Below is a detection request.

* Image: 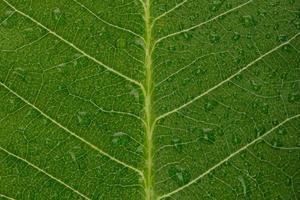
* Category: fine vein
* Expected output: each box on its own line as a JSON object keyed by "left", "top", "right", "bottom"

{"left": 0, "top": 81, "right": 143, "bottom": 177}
{"left": 157, "top": 114, "right": 300, "bottom": 199}
{"left": 0, "top": 146, "right": 90, "bottom": 200}
{"left": 2, "top": 0, "right": 142, "bottom": 88}
{"left": 71, "top": 0, "right": 144, "bottom": 41}
{"left": 154, "top": 0, "right": 253, "bottom": 46}
{"left": 155, "top": 32, "right": 300, "bottom": 122}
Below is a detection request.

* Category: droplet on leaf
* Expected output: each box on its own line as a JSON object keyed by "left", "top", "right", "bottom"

{"left": 112, "top": 132, "right": 130, "bottom": 146}
{"left": 168, "top": 165, "right": 191, "bottom": 186}
{"left": 76, "top": 111, "right": 91, "bottom": 127}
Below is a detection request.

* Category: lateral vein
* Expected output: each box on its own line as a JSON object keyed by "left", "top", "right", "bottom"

{"left": 1, "top": 0, "right": 143, "bottom": 88}
{"left": 0, "top": 194, "right": 16, "bottom": 200}
{"left": 154, "top": 0, "right": 253, "bottom": 46}
{"left": 157, "top": 114, "right": 300, "bottom": 199}
{"left": 152, "top": 0, "right": 188, "bottom": 24}
{"left": 0, "top": 146, "right": 91, "bottom": 200}
{"left": 71, "top": 0, "right": 144, "bottom": 41}
{"left": 0, "top": 81, "right": 144, "bottom": 177}
{"left": 155, "top": 32, "right": 300, "bottom": 122}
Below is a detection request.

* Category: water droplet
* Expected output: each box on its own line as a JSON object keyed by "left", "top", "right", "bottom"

{"left": 277, "top": 34, "right": 288, "bottom": 42}
{"left": 6, "top": 97, "right": 22, "bottom": 113}
{"left": 209, "top": 32, "right": 221, "bottom": 44}
{"left": 168, "top": 165, "right": 191, "bottom": 186}
{"left": 76, "top": 111, "right": 91, "bottom": 127}
{"left": 260, "top": 103, "right": 269, "bottom": 114}
{"left": 195, "top": 67, "right": 207, "bottom": 75}
{"left": 204, "top": 99, "right": 218, "bottom": 112}
{"left": 171, "top": 138, "right": 183, "bottom": 153}
{"left": 277, "top": 127, "right": 287, "bottom": 135}
{"left": 22, "top": 27, "right": 36, "bottom": 41}
{"left": 183, "top": 32, "right": 192, "bottom": 40}
{"left": 13, "top": 67, "right": 28, "bottom": 82}
{"left": 167, "top": 45, "right": 176, "bottom": 52}
{"left": 209, "top": 0, "right": 223, "bottom": 12}
{"left": 217, "top": 128, "right": 225, "bottom": 136}
{"left": 136, "top": 145, "right": 143, "bottom": 153}
{"left": 241, "top": 15, "right": 256, "bottom": 27}
{"left": 287, "top": 93, "right": 300, "bottom": 103}
{"left": 134, "top": 38, "right": 144, "bottom": 49}
{"left": 199, "top": 128, "right": 216, "bottom": 144}
{"left": 292, "top": 19, "right": 300, "bottom": 30}
{"left": 112, "top": 132, "right": 130, "bottom": 146}
{"left": 250, "top": 80, "right": 261, "bottom": 91}
{"left": 265, "top": 33, "right": 271, "bottom": 39}
{"left": 129, "top": 88, "right": 139, "bottom": 101}
{"left": 272, "top": 119, "right": 279, "bottom": 126}
{"left": 69, "top": 151, "right": 76, "bottom": 161}
{"left": 255, "top": 126, "right": 266, "bottom": 137}
{"left": 232, "top": 32, "right": 241, "bottom": 41}
{"left": 271, "top": 139, "right": 283, "bottom": 148}
{"left": 116, "top": 38, "right": 127, "bottom": 48}
{"left": 25, "top": 108, "right": 40, "bottom": 118}
{"left": 42, "top": 118, "right": 50, "bottom": 125}
{"left": 238, "top": 176, "right": 248, "bottom": 197}
{"left": 189, "top": 14, "right": 197, "bottom": 22}
{"left": 53, "top": 8, "right": 62, "bottom": 20}
{"left": 282, "top": 44, "right": 292, "bottom": 52}
{"left": 232, "top": 134, "right": 241, "bottom": 145}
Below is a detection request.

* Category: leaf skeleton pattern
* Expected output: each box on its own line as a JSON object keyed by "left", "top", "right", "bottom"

{"left": 0, "top": 0, "right": 299, "bottom": 200}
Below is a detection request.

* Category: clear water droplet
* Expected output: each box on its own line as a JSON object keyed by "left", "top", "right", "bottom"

{"left": 116, "top": 38, "right": 127, "bottom": 48}
{"left": 260, "top": 103, "right": 269, "bottom": 114}
{"left": 42, "top": 118, "right": 50, "bottom": 125}
{"left": 171, "top": 138, "right": 183, "bottom": 153}
{"left": 204, "top": 99, "right": 218, "bottom": 112}
{"left": 265, "top": 33, "right": 271, "bottom": 39}
{"left": 129, "top": 88, "right": 139, "bottom": 101}
{"left": 287, "top": 93, "right": 300, "bottom": 103}
{"left": 232, "top": 134, "right": 241, "bottom": 145}
{"left": 195, "top": 67, "right": 207, "bottom": 75}
{"left": 136, "top": 145, "right": 143, "bottom": 153}
{"left": 277, "top": 34, "right": 288, "bottom": 42}
{"left": 250, "top": 80, "right": 261, "bottom": 91}
{"left": 168, "top": 165, "right": 191, "bottom": 186}
{"left": 272, "top": 119, "right": 279, "bottom": 126}
{"left": 25, "top": 108, "right": 40, "bottom": 118}
{"left": 134, "top": 38, "right": 144, "bottom": 49}
{"left": 199, "top": 128, "right": 216, "bottom": 144}
{"left": 238, "top": 176, "right": 248, "bottom": 197}
{"left": 112, "top": 132, "right": 130, "bottom": 146}
{"left": 69, "top": 151, "right": 76, "bottom": 161}
{"left": 183, "top": 32, "right": 192, "bottom": 40}
{"left": 232, "top": 32, "right": 241, "bottom": 41}
{"left": 52, "top": 8, "right": 62, "bottom": 21}
{"left": 277, "top": 127, "right": 287, "bottom": 135}
{"left": 271, "top": 139, "right": 283, "bottom": 148}
{"left": 209, "top": 0, "right": 223, "bottom": 12}
{"left": 241, "top": 15, "right": 256, "bottom": 27}
{"left": 76, "top": 111, "right": 91, "bottom": 127}
{"left": 209, "top": 32, "right": 221, "bottom": 44}
{"left": 13, "top": 67, "right": 28, "bottom": 82}
{"left": 255, "top": 126, "right": 266, "bottom": 137}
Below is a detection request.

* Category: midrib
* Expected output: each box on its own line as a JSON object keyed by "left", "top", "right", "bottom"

{"left": 143, "top": 0, "right": 155, "bottom": 199}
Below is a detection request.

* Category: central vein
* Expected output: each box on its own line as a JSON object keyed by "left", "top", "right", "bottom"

{"left": 143, "top": 0, "right": 154, "bottom": 199}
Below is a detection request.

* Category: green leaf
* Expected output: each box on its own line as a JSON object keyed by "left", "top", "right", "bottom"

{"left": 0, "top": 0, "right": 299, "bottom": 199}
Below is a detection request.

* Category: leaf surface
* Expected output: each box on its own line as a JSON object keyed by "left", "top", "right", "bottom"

{"left": 0, "top": 0, "right": 300, "bottom": 199}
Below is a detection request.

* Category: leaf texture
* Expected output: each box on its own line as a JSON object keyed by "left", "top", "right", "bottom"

{"left": 0, "top": 0, "right": 300, "bottom": 199}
